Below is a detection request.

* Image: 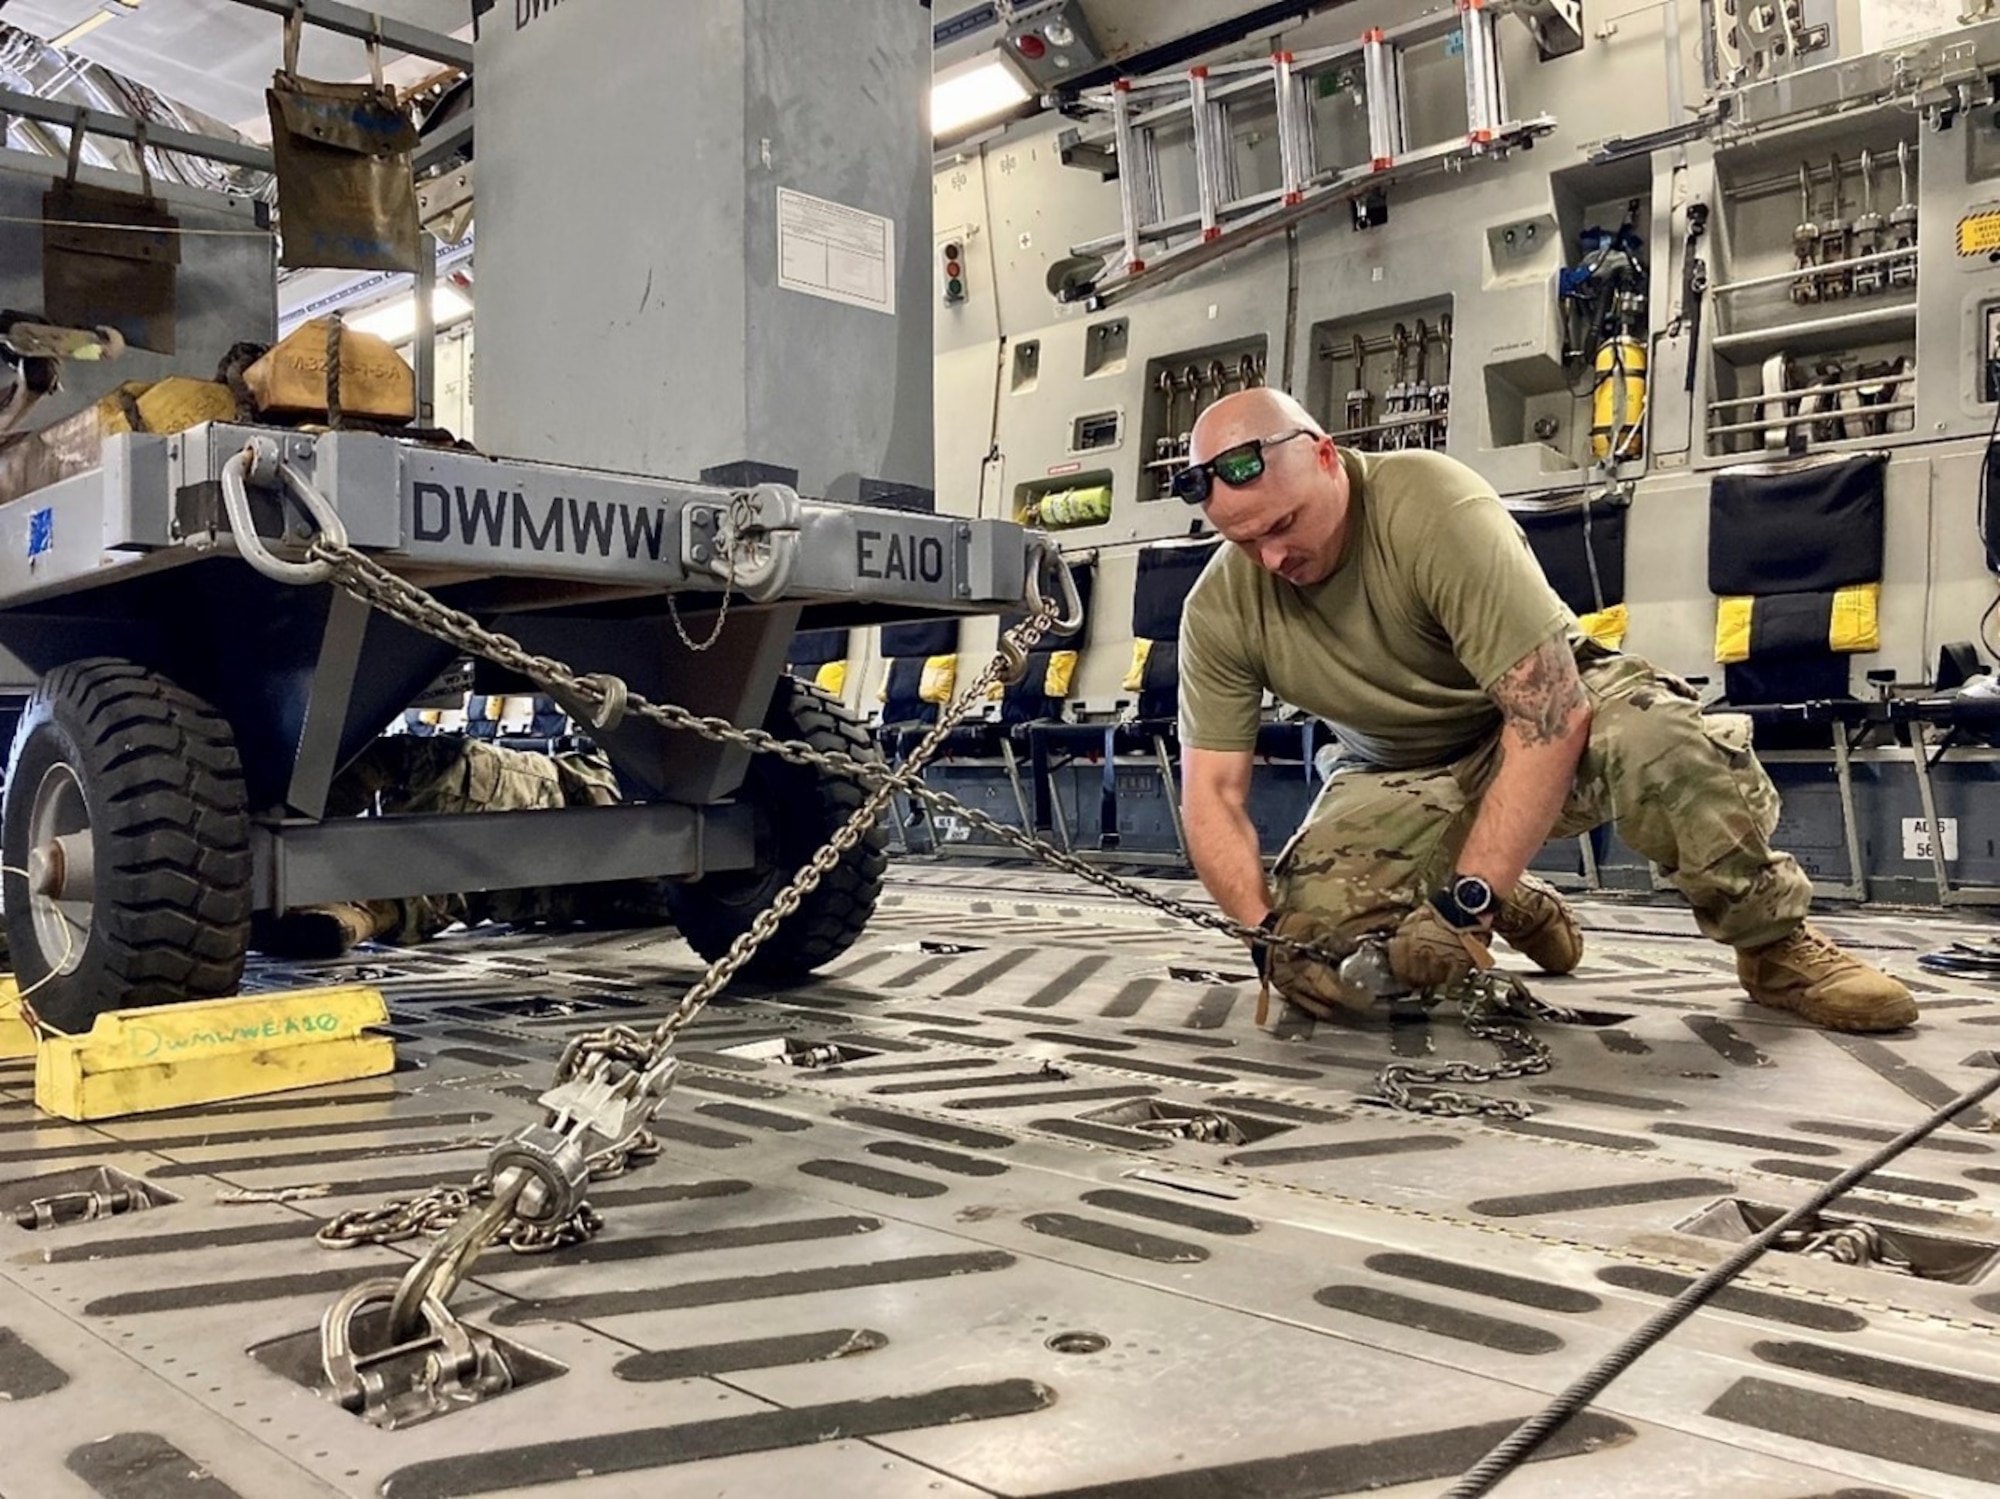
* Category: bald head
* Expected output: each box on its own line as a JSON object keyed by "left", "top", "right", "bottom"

{"left": 1185, "top": 387, "right": 1349, "bottom": 588}
{"left": 1189, "top": 387, "right": 1323, "bottom": 465}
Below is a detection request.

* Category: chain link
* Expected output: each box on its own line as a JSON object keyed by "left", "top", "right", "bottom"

{"left": 300, "top": 532, "right": 1575, "bottom": 1249}
{"left": 1365, "top": 973, "right": 1577, "bottom": 1120}
{"left": 665, "top": 491, "right": 754, "bottom": 652}
{"left": 306, "top": 532, "right": 1054, "bottom": 1270}
{"left": 305, "top": 536, "right": 1330, "bottom": 967}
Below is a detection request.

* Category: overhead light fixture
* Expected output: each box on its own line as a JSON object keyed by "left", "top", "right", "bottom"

{"left": 931, "top": 53, "right": 1033, "bottom": 139}
{"left": 350, "top": 285, "right": 473, "bottom": 346}
{"left": 51, "top": 10, "right": 116, "bottom": 48}
{"left": 51, "top": 0, "right": 143, "bottom": 50}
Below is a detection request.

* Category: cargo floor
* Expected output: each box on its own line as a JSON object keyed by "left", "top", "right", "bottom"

{"left": 4, "top": 866, "right": 1999, "bottom": 1498}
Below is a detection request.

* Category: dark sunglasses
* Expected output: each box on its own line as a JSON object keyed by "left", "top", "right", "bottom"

{"left": 1171, "top": 428, "right": 1318, "bottom": 505}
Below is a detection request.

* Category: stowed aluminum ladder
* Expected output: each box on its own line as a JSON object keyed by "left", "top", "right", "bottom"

{"left": 1057, "top": 0, "right": 1583, "bottom": 305}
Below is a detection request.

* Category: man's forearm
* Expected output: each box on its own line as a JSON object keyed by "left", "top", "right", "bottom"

{"left": 1185, "top": 794, "right": 1273, "bottom": 926}
{"left": 1454, "top": 725, "right": 1588, "bottom": 895}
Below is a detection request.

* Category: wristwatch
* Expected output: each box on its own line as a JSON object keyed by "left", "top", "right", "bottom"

{"left": 1431, "top": 874, "right": 1495, "bottom": 930}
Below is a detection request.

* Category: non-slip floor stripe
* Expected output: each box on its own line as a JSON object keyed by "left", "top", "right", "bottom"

{"left": 948, "top": 1085, "right": 1158, "bottom": 1111}
{"left": 678, "top": 1072, "right": 785, "bottom": 1100}
{"left": 1492, "top": 1119, "right": 1658, "bottom": 1152}
{"left": 87, "top": 1265, "right": 401, "bottom": 1316}
{"left": 1363, "top": 1253, "right": 1602, "bottom": 1314}
{"left": 828, "top": 1106, "right": 1013, "bottom": 1150}
{"left": 1225, "top": 1136, "right": 1460, "bottom": 1169}
{"left": 1749, "top": 1157, "right": 1975, "bottom": 1203}
{"left": 1022, "top": 1411, "right": 1634, "bottom": 1499}
{"left": 1205, "top": 1056, "right": 1323, "bottom": 1079}
{"left": 869, "top": 1070, "right": 1091, "bottom": 1096}
{"left": 380, "top": 1379, "right": 1055, "bottom": 1499}
{"left": 0, "top": 1111, "right": 496, "bottom": 1168}
{"left": 1752, "top": 1339, "right": 2000, "bottom": 1414}
{"left": 485, "top": 1250, "right": 1017, "bottom": 1325}
{"left": 694, "top": 1102, "right": 811, "bottom": 1133}
{"left": 940, "top": 947, "right": 1038, "bottom": 996}
{"left": 1313, "top": 1284, "right": 1562, "bottom": 1355}
{"left": 1597, "top": 1265, "right": 1867, "bottom": 1333}
{"left": 68, "top": 1433, "right": 244, "bottom": 1499}
{"left": 865, "top": 1140, "right": 1010, "bottom": 1176}
{"left": 0, "top": 1326, "right": 69, "bottom": 1399}
{"left": 144, "top": 1138, "right": 495, "bottom": 1179}
{"left": 1683, "top": 1016, "right": 1770, "bottom": 1068}
{"left": 1052, "top": 1033, "right": 1137, "bottom": 1052}
{"left": 1024, "top": 1212, "right": 1208, "bottom": 1263}
{"left": 614, "top": 1327, "right": 889, "bottom": 1382}
{"left": 909, "top": 1028, "right": 1013, "bottom": 1049}
{"left": 655, "top": 1118, "right": 751, "bottom": 1150}
{"left": 1707, "top": 1376, "right": 2000, "bottom": 1482}
{"left": 1791, "top": 1118, "right": 1993, "bottom": 1155}
{"left": 489, "top": 1215, "right": 881, "bottom": 1270}
{"left": 1650, "top": 1122, "right": 1840, "bottom": 1157}
{"left": 825, "top": 1057, "right": 1004, "bottom": 1078}
{"left": 797, "top": 1159, "right": 948, "bottom": 1199}
{"left": 1526, "top": 1083, "right": 1686, "bottom": 1113}
{"left": 1021, "top": 954, "right": 1113, "bottom": 1008}
{"left": 1098, "top": 978, "right": 1159, "bottom": 1020}
{"left": 1470, "top": 1176, "right": 1733, "bottom": 1219}
{"left": 1066, "top": 1054, "right": 1235, "bottom": 1084}
{"left": 1820, "top": 1034, "right": 1994, "bottom": 1130}
{"left": 1079, "top": 1187, "right": 1257, "bottom": 1236}
{"left": 42, "top": 1220, "right": 312, "bottom": 1262}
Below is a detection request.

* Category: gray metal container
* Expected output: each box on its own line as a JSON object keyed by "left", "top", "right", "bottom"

{"left": 472, "top": 0, "right": 935, "bottom": 500}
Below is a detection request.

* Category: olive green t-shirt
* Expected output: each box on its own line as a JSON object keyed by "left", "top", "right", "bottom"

{"left": 1178, "top": 447, "right": 1576, "bottom": 769}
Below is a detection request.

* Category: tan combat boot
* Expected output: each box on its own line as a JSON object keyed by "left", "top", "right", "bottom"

{"left": 1491, "top": 874, "right": 1584, "bottom": 975}
{"left": 1737, "top": 922, "right": 1917, "bottom": 1032}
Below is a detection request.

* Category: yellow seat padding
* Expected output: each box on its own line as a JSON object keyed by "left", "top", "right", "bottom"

{"left": 1577, "top": 603, "right": 1628, "bottom": 651}
{"left": 1123, "top": 638, "right": 1153, "bottom": 693}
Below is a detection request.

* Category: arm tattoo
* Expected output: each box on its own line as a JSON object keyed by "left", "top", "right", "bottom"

{"left": 1492, "top": 636, "right": 1588, "bottom": 748}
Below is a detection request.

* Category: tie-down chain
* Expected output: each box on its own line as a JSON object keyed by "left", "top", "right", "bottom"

{"left": 225, "top": 446, "right": 1574, "bottom": 1421}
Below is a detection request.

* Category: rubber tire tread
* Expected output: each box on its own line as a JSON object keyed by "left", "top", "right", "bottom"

{"left": 2, "top": 658, "right": 252, "bottom": 1033}
{"left": 664, "top": 677, "right": 887, "bottom": 981}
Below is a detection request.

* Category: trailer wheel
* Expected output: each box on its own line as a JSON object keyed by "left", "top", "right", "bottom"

{"left": 2, "top": 659, "right": 252, "bottom": 1034}
{"left": 665, "top": 677, "right": 887, "bottom": 981}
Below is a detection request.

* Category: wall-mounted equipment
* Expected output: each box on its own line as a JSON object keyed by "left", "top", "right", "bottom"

{"left": 1139, "top": 337, "right": 1268, "bottom": 499}
{"left": 1704, "top": 134, "right": 1920, "bottom": 458}
{"left": 1560, "top": 202, "right": 1649, "bottom": 463}
{"left": 1310, "top": 302, "right": 1453, "bottom": 455}
{"left": 1015, "top": 470, "right": 1113, "bottom": 529}
{"left": 940, "top": 239, "right": 969, "bottom": 306}
{"left": 1049, "top": 4, "right": 1577, "bottom": 306}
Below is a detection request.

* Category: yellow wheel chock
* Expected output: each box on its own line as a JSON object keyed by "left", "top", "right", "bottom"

{"left": 0, "top": 981, "right": 395, "bottom": 1121}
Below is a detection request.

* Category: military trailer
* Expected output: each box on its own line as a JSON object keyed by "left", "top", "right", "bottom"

{"left": 0, "top": 0, "right": 1058, "bottom": 1035}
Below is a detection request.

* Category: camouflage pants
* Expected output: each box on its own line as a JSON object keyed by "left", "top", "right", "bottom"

{"left": 313, "top": 737, "right": 623, "bottom": 947}
{"left": 1274, "top": 652, "right": 1812, "bottom": 951}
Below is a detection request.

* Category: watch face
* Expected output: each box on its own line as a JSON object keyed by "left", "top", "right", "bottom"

{"left": 1453, "top": 876, "right": 1494, "bottom": 916}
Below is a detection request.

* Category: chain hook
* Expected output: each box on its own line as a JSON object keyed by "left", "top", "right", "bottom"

{"left": 218, "top": 441, "right": 350, "bottom": 586}
{"left": 1031, "top": 536, "right": 1086, "bottom": 636}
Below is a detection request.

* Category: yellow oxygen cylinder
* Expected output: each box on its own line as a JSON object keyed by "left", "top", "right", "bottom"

{"left": 1590, "top": 334, "right": 1647, "bottom": 462}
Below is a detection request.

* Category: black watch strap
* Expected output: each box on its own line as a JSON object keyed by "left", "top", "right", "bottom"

{"left": 1431, "top": 876, "right": 1492, "bottom": 930}
{"left": 1252, "top": 910, "right": 1280, "bottom": 977}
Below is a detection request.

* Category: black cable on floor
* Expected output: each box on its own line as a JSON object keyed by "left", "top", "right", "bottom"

{"left": 1443, "top": 1054, "right": 2000, "bottom": 1499}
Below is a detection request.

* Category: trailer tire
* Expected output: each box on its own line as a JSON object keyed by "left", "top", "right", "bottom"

{"left": 664, "top": 677, "right": 887, "bottom": 981}
{"left": 2, "top": 659, "right": 252, "bottom": 1034}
